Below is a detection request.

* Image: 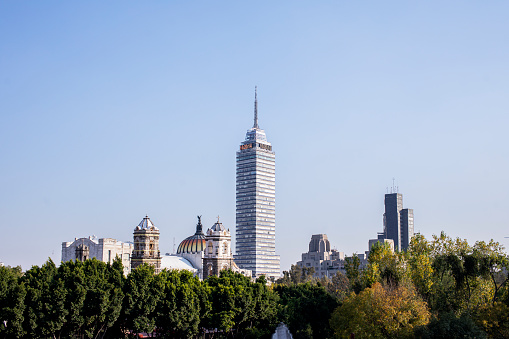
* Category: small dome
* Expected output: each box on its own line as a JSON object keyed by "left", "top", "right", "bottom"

{"left": 135, "top": 215, "right": 158, "bottom": 231}
{"left": 177, "top": 216, "right": 206, "bottom": 254}
{"left": 211, "top": 221, "right": 225, "bottom": 232}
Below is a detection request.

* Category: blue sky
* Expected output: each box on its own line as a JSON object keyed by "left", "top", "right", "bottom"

{"left": 1, "top": 1, "right": 508, "bottom": 271}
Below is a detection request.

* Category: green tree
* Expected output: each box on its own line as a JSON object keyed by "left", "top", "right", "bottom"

{"left": 344, "top": 254, "right": 361, "bottom": 293}
{"left": 474, "top": 302, "right": 509, "bottom": 338}
{"left": 0, "top": 265, "right": 25, "bottom": 338}
{"left": 122, "top": 264, "right": 162, "bottom": 335}
{"left": 276, "top": 265, "right": 316, "bottom": 286}
{"left": 362, "top": 242, "right": 405, "bottom": 289}
{"left": 81, "top": 258, "right": 124, "bottom": 338}
{"left": 323, "top": 272, "right": 350, "bottom": 301}
{"left": 21, "top": 259, "right": 67, "bottom": 339}
{"left": 415, "top": 312, "right": 487, "bottom": 339}
{"left": 275, "top": 283, "right": 338, "bottom": 339}
{"left": 407, "top": 234, "right": 434, "bottom": 299}
{"left": 204, "top": 271, "right": 278, "bottom": 337}
{"left": 472, "top": 240, "right": 509, "bottom": 305}
{"left": 155, "top": 269, "right": 203, "bottom": 338}
{"left": 429, "top": 233, "right": 495, "bottom": 315}
{"left": 54, "top": 257, "right": 125, "bottom": 338}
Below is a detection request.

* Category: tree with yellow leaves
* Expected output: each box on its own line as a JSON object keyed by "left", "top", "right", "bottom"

{"left": 330, "top": 282, "right": 430, "bottom": 338}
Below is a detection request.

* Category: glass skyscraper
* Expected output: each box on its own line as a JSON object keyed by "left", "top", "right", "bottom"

{"left": 235, "top": 89, "right": 280, "bottom": 278}
{"left": 383, "top": 192, "right": 414, "bottom": 251}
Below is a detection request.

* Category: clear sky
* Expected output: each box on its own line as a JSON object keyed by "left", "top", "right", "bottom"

{"left": 1, "top": 1, "right": 508, "bottom": 271}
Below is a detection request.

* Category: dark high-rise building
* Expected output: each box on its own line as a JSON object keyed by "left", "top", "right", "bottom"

{"left": 384, "top": 193, "right": 403, "bottom": 250}
{"left": 400, "top": 208, "right": 414, "bottom": 251}
{"left": 383, "top": 192, "right": 414, "bottom": 251}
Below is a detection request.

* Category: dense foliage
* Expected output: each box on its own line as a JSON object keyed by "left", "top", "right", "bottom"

{"left": 327, "top": 233, "right": 509, "bottom": 338}
{"left": 1, "top": 232, "right": 508, "bottom": 338}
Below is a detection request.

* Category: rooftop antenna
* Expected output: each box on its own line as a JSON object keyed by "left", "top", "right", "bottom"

{"left": 253, "top": 86, "right": 259, "bottom": 129}
{"left": 173, "top": 237, "right": 175, "bottom": 254}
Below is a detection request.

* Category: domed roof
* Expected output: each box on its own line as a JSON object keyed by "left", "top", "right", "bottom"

{"left": 161, "top": 255, "right": 197, "bottom": 273}
{"left": 177, "top": 216, "right": 206, "bottom": 254}
{"left": 210, "top": 218, "right": 226, "bottom": 232}
{"left": 135, "top": 215, "right": 158, "bottom": 231}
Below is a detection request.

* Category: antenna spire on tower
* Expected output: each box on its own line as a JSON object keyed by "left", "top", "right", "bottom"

{"left": 253, "top": 86, "right": 259, "bottom": 129}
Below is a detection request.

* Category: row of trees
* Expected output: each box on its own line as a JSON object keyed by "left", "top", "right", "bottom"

{"left": 0, "top": 258, "right": 338, "bottom": 339}
{"left": 1, "top": 232, "right": 508, "bottom": 338}
{"left": 0, "top": 259, "right": 277, "bottom": 338}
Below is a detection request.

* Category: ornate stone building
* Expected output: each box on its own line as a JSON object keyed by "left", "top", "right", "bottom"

{"left": 131, "top": 215, "right": 161, "bottom": 273}
{"left": 176, "top": 216, "right": 251, "bottom": 279}
{"left": 61, "top": 236, "right": 133, "bottom": 275}
{"left": 203, "top": 218, "right": 236, "bottom": 279}
{"left": 176, "top": 216, "right": 207, "bottom": 278}
{"left": 296, "top": 234, "right": 371, "bottom": 278}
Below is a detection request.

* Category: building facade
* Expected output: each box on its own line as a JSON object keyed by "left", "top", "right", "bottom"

{"left": 176, "top": 216, "right": 251, "bottom": 279}
{"left": 384, "top": 193, "right": 403, "bottom": 251}
{"left": 400, "top": 208, "right": 414, "bottom": 251}
{"left": 61, "top": 236, "right": 133, "bottom": 275}
{"left": 381, "top": 192, "right": 414, "bottom": 251}
{"left": 235, "top": 89, "right": 280, "bottom": 278}
{"left": 296, "top": 234, "right": 368, "bottom": 278}
{"left": 131, "top": 215, "right": 161, "bottom": 273}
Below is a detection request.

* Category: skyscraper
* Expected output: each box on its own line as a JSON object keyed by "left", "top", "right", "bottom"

{"left": 400, "top": 208, "right": 414, "bottom": 251}
{"left": 384, "top": 193, "right": 403, "bottom": 251}
{"left": 235, "top": 88, "right": 280, "bottom": 278}
{"left": 383, "top": 192, "right": 414, "bottom": 251}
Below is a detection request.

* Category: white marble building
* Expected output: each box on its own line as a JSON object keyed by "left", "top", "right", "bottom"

{"left": 62, "top": 236, "right": 133, "bottom": 275}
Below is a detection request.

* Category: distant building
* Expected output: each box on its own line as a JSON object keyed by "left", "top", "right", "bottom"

{"left": 203, "top": 218, "right": 251, "bottom": 279}
{"left": 296, "top": 234, "right": 347, "bottom": 278}
{"left": 235, "top": 89, "right": 280, "bottom": 278}
{"left": 400, "top": 208, "right": 414, "bottom": 251}
{"left": 131, "top": 216, "right": 162, "bottom": 274}
{"left": 0, "top": 261, "right": 4, "bottom": 267}
{"left": 61, "top": 236, "right": 133, "bottom": 275}
{"left": 380, "top": 191, "right": 414, "bottom": 251}
{"left": 176, "top": 216, "right": 251, "bottom": 280}
{"left": 384, "top": 193, "right": 403, "bottom": 250}
{"left": 368, "top": 238, "right": 395, "bottom": 252}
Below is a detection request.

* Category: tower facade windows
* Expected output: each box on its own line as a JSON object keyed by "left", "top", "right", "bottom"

{"left": 234, "top": 88, "right": 280, "bottom": 278}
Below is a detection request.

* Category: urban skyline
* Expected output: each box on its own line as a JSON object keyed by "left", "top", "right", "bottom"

{"left": 1, "top": 2, "right": 508, "bottom": 271}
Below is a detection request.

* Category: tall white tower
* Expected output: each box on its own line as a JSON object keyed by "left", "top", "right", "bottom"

{"left": 235, "top": 88, "right": 280, "bottom": 278}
